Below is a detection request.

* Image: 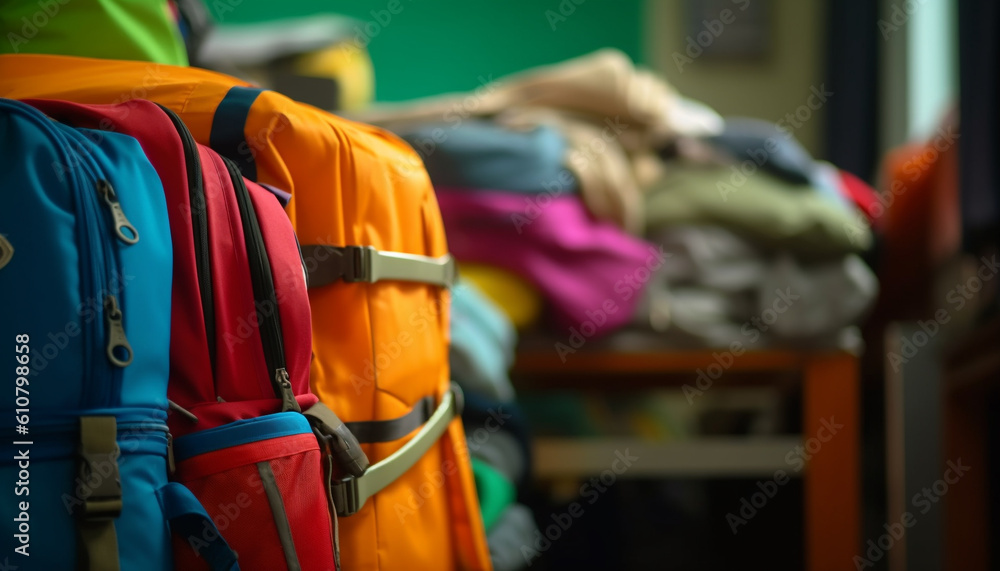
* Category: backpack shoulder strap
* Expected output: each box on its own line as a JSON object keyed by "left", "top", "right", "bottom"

{"left": 209, "top": 86, "right": 266, "bottom": 180}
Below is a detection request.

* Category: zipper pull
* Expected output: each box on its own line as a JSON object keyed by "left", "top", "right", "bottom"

{"left": 166, "top": 432, "right": 176, "bottom": 475}
{"left": 276, "top": 368, "right": 301, "bottom": 413}
{"left": 97, "top": 180, "right": 140, "bottom": 244}
{"left": 104, "top": 295, "right": 133, "bottom": 367}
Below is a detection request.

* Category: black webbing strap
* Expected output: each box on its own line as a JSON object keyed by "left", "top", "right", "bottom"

{"left": 300, "top": 245, "right": 455, "bottom": 289}
{"left": 344, "top": 395, "right": 436, "bottom": 444}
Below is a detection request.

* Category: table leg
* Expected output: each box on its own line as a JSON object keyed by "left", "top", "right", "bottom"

{"left": 803, "top": 353, "right": 861, "bottom": 571}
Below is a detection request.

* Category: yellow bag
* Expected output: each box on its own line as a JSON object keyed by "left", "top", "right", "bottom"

{"left": 459, "top": 263, "right": 544, "bottom": 329}
{"left": 0, "top": 53, "right": 490, "bottom": 571}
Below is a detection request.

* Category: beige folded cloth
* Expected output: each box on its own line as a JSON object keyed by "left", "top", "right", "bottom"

{"left": 494, "top": 106, "right": 648, "bottom": 233}
{"left": 351, "top": 49, "right": 720, "bottom": 233}
{"left": 353, "top": 49, "right": 695, "bottom": 140}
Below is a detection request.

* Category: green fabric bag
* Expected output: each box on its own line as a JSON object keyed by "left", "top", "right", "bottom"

{"left": 472, "top": 457, "right": 516, "bottom": 532}
{"left": 1, "top": 0, "right": 187, "bottom": 65}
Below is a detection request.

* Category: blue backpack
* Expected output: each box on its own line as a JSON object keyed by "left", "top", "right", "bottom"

{"left": 0, "top": 98, "right": 236, "bottom": 571}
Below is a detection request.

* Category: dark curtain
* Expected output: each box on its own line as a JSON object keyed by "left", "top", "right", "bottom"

{"left": 822, "top": 0, "right": 881, "bottom": 182}
{"left": 958, "top": 0, "right": 1000, "bottom": 254}
{"left": 959, "top": 0, "right": 1000, "bottom": 561}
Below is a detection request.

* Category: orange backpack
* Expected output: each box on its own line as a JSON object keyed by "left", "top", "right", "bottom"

{"left": 0, "top": 53, "right": 491, "bottom": 571}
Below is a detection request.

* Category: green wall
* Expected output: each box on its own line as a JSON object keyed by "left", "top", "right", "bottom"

{"left": 207, "top": 0, "right": 644, "bottom": 101}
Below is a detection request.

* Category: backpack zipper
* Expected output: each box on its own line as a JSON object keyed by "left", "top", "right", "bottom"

{"left": 97, "top": 180, "right": 139, "bottom": 245}
{"left": 156, "top": 104, "right": 217, "bottom": 376}
{"left": 221, "top": 157, "right": 299, "bottom": 413}
{"left": 49, "top": 121, "right": 136, "bottom": 408}
{"left": 18, "top": 419, "right": 169, "bottom": 461}
{"left": 69, "top": 143, "right": 136, "bottom": 405}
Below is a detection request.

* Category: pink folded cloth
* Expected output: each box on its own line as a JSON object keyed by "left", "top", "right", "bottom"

{"left": 436, "top": 188, "right": 660, "bottom": 338}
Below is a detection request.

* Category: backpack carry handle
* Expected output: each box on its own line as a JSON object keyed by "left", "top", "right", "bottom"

{"left": 329, "top": 383, "right": 463, "bottom": 517}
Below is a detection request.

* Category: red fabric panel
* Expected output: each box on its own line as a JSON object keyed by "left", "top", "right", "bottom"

{"left": 174, "top": 432, "right": 336, "bottom": 570}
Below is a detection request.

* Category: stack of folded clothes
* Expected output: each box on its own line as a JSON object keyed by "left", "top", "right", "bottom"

{"left": 635, "top": 117, "right": 878, "bottom": 350}
{"left": 450, "top": 282, "right": 537, "bottom": 571}
{"left": 356, "top": 49, "right": 879, "bottom": 351}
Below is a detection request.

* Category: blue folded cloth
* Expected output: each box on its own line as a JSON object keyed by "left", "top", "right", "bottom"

{"left": 450, "top": 280, "right": 517, "bottom": 403}
{"left": 396, "top": 120, "right": 579, "bottom": 193}
{"left": 706, "top": 117, "right": 817, "bottom": 185}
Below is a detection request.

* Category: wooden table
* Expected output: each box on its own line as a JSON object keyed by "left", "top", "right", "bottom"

{"left": 512, "top": 346, "right": 861, "bottom": 571}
